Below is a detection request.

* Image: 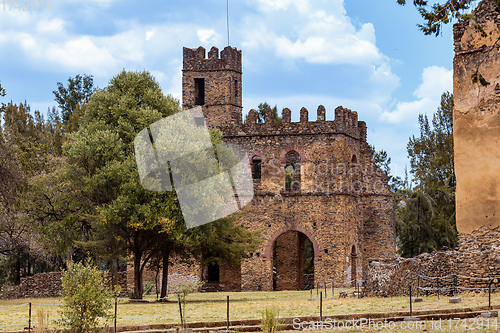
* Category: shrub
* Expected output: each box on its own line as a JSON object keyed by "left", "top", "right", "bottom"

{"left": 35, "top": 308, "right": 49, "bottom": 333}
{"left": 144, "top": 280, "right": 154, "bottom": 295}
{"left": 171, "top": 281, "right": 204, "bottom": 324}
{"left": 260, "top": 307, "right": 281, "bottom": 333}
{"left": 59, "top": 259, "right": 120, "bottom": 333}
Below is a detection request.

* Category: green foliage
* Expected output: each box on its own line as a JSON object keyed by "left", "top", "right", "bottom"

{"left": 284, "top": 165, "right": 294, "bottom": 190}
{"left": 397, "top": 92, "right": 457, "bottom": 257}
{"left": 260, "top": 307, "right": 281, "bottom": 333}
{"left": 53, "top": 74, "right": 96, "bottom": 129}
{"left": 172, "top": 280, "right": 204, "bottom": 323}
{"left": 144, "top": 280, "right": 154, "bottom": 295}
{"left": 473, "top": 23, "right": 488, "bottom": 37}
{"left": 244, "top": 102, "right": 282, "bottom": 123}
{"left": 0, "top": 81, "right": 5, "bottom": 98}
{"left": 397, "top": 0, "right": 481, "bottom": 36}
{"left": 303, "top": 238, "right": 314, "bottom": 274}
{"left": 471, "top": 70, "right": 491, "bottom": 86}
{"left": 372, "top": 148, "right": 404, "bottom": 192}
{"left": 59, "top": 259, "right": 119, "bottom": 333}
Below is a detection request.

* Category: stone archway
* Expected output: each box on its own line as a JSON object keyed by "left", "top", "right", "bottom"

{"left": 264, "top": 227, "right": 319, "bottom": 291}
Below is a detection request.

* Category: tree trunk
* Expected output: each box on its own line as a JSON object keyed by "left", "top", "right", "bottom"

{"left": 160, "top": 248, "right": 170, "bottom": 299}
{"left": 133, "top": 253, "right": 143, "bottom": 299}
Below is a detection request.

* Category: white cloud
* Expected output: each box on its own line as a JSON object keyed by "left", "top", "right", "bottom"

{"left": 242, "top": 0, "right": 383, "bottom": 66}
{"left": 45, "top": 37, "right": 117, "bottom": 73}
{"left": 197, "top": 29, "right": 221, "bottom": 45}
{"left": 145, "top": 29, "right": 156, "bottom": 41}
{"left": 36, "top": 18, "right": 65, "bottom": 35}
{"left": 255, "top": 0, "right": 311, "bottom": 12}
{"left": 380, "top": 66, "right": 453, "bottom": 123}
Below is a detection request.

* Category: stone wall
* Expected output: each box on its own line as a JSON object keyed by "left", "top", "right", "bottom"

{"left": 5, "top": 271, "right": 128, "bottom": 299}
{"left": 453, "top": 0, "right": 500, "bottom": 233}
{"left": 365, "top": 226, "right": 500, "bottom": 296}
{"left": 127, "top": 256, "right": 202, "bottom": 295}
{"left": 178, "top": 44, "right": 396, "bottom": 292}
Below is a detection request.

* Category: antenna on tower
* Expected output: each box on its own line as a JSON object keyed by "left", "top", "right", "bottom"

{"left": 226, "top": 0, "right": 230, "bottom": 46}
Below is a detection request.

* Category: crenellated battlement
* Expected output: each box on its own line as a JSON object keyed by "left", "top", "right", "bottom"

{"left": 232, "top": 105, "right": 367, "bottom": 141}
{"left": 183, "top": 46, "right": 242, "bottom": 73}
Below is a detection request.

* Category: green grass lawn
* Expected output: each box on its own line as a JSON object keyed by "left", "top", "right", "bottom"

{"left": 0, "top": 290, "right": 498, "bottom": 331}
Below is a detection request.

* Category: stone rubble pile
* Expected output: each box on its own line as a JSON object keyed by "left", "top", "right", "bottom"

{"left": 365, "top": 227, "right": 500, "bottom": 297}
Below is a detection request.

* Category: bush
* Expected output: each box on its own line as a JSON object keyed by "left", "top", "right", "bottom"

{"left": 58, "top": 259, "right": 120, "bottom": 333}
{"left": 144, "top": 280, "right": 154, "bottom": 295}
{"left": 171, "top": 281, "right": 204, "bottom": 325}
{"left": 260, "top": 307, "right": 281, "bottom": 333}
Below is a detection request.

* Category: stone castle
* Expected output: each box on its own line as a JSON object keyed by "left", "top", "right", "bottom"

{"left": 168, "top": 45, "right": 396, "bottom": 291}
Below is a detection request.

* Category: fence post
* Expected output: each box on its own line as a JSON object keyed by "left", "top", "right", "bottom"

{"left": 437, "top": 278, "right": 440, "bottom": 300}
{"left": 324, "top": 283, "right": 327, "bottom": 299}
{"left": 331, "top": 281, "right": 334, "bottom": 299}
{"left": 489, "top": 279, "right": 492, "bottom": 312}
{"left": 409, "top": 285, "right": 412, "bottom": 318}
{"left": 114, "top": 297, "right": 117, "bottom": 333}
{"left": 178, "top": 294, "right": 184, "bottom": 328}
{"left": 28, "top": 302, "right": 31, "bottom": 333}
{"left": 320, "top": 291, "right": 323, "bottom": 322}
{"left": 226, "top": 296, "right": 230, "bottom": 332}
{"left": 316, "top": 282, "right": 319, "bottom": 298}
{"left": 417, "top": 276, "right": 420, "bottom": 298}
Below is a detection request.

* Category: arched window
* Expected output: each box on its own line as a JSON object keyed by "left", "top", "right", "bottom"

{"left": 284, "top": 150, "right": 301, "bottom": 191}
{"left": 252, "top": 156, "right": 262, "bottom": 180}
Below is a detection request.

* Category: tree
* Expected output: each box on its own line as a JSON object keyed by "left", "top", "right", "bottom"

{"left": 244, "top": 102, "right": 282, "bottom": 123}
{"left": 396, "top": 0, "right": 490, "bottom": 36}
{"left": 59, "top": 259, "right": 118, "bottom": 333}
{"left": 372, "top": 147, "right": 404, "bottom": 192}
{"left": 396, "top": 92, "right": 457, "bottom": 257}
{"left": 63, "top": 70, "right": 181, "bottom": 299}
{"left": 0, "top": 102, "right": 62, "bottom": 283}
{"left": 53, "top": 74, "right": 96, "bottom": 132}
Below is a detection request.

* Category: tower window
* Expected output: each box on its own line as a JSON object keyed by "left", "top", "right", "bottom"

{"left": 194, "top": 78, "right": 205, "bottom": 105}
{"left": 234, "top": 79, "right": 238, "bottom": 98}
{"left": 252, "top": 156, "right": 262, "bottom": 180}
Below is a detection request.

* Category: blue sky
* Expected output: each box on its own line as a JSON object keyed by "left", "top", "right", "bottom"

{"left": 0, "top": 0, "right": 457, "bottom": 178}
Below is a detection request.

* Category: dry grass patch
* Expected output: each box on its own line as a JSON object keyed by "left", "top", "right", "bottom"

{"left": 0, "top": 290, "right": 498, "bottom": 331}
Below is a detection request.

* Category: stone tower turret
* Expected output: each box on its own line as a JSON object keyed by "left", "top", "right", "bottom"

{"left": 182, "top": 46, "right": 242, "bottom": 130}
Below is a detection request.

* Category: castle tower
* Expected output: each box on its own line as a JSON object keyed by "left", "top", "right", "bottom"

{"left": 182, "top": 46, "right": 242, "bottom": 130}
{"left": 453, "top": 0, "right": 500, "bottom": 233}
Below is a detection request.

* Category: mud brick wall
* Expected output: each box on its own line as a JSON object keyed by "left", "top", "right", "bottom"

{"left": 366, "top": 227, "right": 500, "bottom": 296}
{"left": 453, "top": 0, "right": 500, "bottom": 233}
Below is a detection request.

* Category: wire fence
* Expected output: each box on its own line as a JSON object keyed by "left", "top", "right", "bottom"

{"left": 0, "top": 296, "right": 181, "bottom": 332}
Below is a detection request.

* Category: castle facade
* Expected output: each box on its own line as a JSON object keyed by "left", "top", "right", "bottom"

{"left": 178, "top": 46, "right": 396, "bottom": 291}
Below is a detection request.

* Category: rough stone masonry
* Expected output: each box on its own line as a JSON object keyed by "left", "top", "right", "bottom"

{"left": 167, "top": 45, "right": 396, "bottom": 292}
{"left": 453, "top": 0, "right": 500, "bottom": 234}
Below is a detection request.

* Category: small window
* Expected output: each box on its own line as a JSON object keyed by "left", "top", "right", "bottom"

{"left": 252, "top": 156, "right": 262, "bottom": 180}
{"left": 285, "top": 164, "right": 294, "bottom": 190}
{"left": 350, "top": 154, "right": 358, "bottom": 167}
{"left": 194, "top": 78, "right": 205, "bottom": 105}
{"left": 234, "top": 79, "right": 238, "bottom": 98}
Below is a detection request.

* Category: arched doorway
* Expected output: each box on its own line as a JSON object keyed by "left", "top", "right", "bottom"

{"left": 272, "top": 230, "right": 314, "bottom": 290}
